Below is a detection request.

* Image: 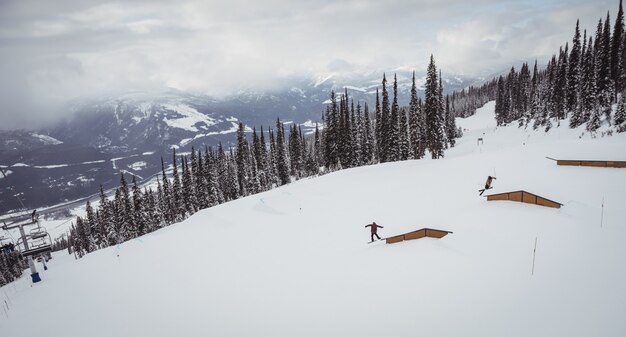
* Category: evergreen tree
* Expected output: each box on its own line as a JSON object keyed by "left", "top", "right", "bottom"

{"left": 424, "top": 55, "right": 445, "bottom": 158}
{"left": 398, "top": 106, "right": 410, "bottom": 160}
{"left": 289, "top": 124, "right": 303, "bottom": 177}
{"left": 445, "top": 95, "right": 457, "bottom": 147}
{"left": 84, "top": 200, "right": 97, "bottom": 251}
{"left": 119, "top": 173, "right": 134, "bottom": 242}
{"left": 171, "top": 150, "right": 185, "bottom": 220}
{"left": 354, "top": 102, "right": 364, "bottom": 166}
{"left": 582, "top": 35, "right": 598, "bottom": 123}
{"left": 96, "top": 185, "right": 111, "bottom": 248}
{"left": 598, "top": 15, "right": 614, "bottom": 110}
{"left": 568, "top": 21, "right": 583, "bottom": 115}
{"left": 131, "top": 176, "right": 145, "bottom": 237}
{"left": 275, "top": 118, "right": 290, "bottom": 185}
{"left": 324, "top": 92, "right": 339, "bottom": 169}
{"left": 613, "top": 0, "right": 625, "bottom": 95}
{"left": 408, "top": 71, "right": 420, "bottom": 158}
{"left": 236, "top": 122, "right": 249, "bottom": 196}
{"left": 615, "top": 94, "right": 626, "bottom": 131}
{"left": 380, "top": 74, "right": 390, "bottom": 162}
{"left": 362, "top": 103, "right": 374, "bottom": 164}
{"left": 160, "top": 157, "right": 173, "bottom": 225}
{"left": 387, "top": 74, "right": 400, "bottom": 161}
{"left": 495, "top": 76, "right": 507, "bottom": 125}
{"left": 314, "top": 123, "right": 323, "bottom": 168}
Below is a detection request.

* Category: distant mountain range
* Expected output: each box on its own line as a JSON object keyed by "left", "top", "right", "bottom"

{"left": 0, "top": 71, "right": 478, "bottom": 213}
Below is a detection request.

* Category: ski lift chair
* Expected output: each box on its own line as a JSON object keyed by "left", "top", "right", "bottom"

{"left": 29, "top": 227, "right": 48, "bottom": 240}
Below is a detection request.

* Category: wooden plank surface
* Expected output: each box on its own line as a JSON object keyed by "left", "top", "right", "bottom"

{"left": 386, "top": 235, "right": 405, "bottom": 244}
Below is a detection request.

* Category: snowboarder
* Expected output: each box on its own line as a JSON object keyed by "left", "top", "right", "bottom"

{"left": 479, "top": 176, "right": 496, "bottom": 196}
{"left": 365, "top": 222, "right": 384, "bottom": 242}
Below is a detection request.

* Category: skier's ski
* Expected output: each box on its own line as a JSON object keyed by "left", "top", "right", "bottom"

{"left": 478, "top": 187, "right": 493, "bottom": 195}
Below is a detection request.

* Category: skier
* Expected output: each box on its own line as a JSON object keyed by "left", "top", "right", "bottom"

{"left": 479, "top": 175, "right": 496, "bottom": 196}
{"left": 365, "top": 221, "right": 384, "bottom": 242}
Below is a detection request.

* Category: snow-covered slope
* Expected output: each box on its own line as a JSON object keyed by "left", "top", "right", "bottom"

{"left": 2, "top": 102, "right": 625, "bottom": 337}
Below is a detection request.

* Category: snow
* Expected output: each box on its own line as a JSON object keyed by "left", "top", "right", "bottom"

{"left": 2, "top": 101, "right": 626, "bottom": 337}
{"left": 162, "top": 104, "right": 216, "bottom": 132}
{"left": 81, "top": 160, "right": 106, "bottom": 164}
{"left": 128, "top": 161, "right": 147, "bottom": 171}
{"left": 31, "top": 133, "right": 63, "bottom": 145}
{"left": 343, "top": 85, "right": 367, "bottom": 92}
{"left": 142, "top": 151, "right": 155, "bottom": 155}
{"left": 33, "top": 164, "right": 69, "bottom": 169}
{"left": 11, "top": 163, "right": 28, "bottom": 167}
{"left": 0, "top": 169, "right": 12, "bottom": 178}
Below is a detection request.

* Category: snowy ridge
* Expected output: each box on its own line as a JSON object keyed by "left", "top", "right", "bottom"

{"left": 2, "top": 102, "right": 625, "bottom": 337}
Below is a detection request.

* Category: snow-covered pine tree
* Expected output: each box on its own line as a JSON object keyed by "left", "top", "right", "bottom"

{"left": 445, "top": 95, "right": 457, "bottom": 147}
{"left": 119, "top": 173, "right": 134, "bottom": 240}
{"left": 189, "top": 149, "right": 201, "bottom": 210}
{"left": 194, "top": 149, "right": 208, "bottom": 209}
{"left": 587, "top": 105, "right": 603, "bottom": 131}
{"left": 424, "top": 55, "right": 445, "bottom": 159}
{"left": 613, "top": 0, "right": 625, "bottom": 95}
{"left": 362, "top": 103, "right": 374, "bottom": 164}
{"left": 567, "top": 20, "right": 582, "bottom": 114}
{"left": 571, "top": 32, "right": 588, "bottom": 128}
{"left": 314, "top": 123, "right": 323, "bottom": 169}
{"left": 275, "top": 118, "right": 290, "bottom": 185}
{"left": 495, "top": 76, "right": 507, "bottom": 125}
{"left": 438, "top": 70, "right": 449, "bottom": 148}
{"left": 267, "top": 129, "right": 279, "bottom": 186}
{"left": 615, "top": 94, "right": 626, "bottom": 131}
{"left": 324, "top": 92, "right": 339, "bottom": 169}
{"left": 131, "top": 176, "right": 145, "bottom": 237}
{"left": 603, "top": 14, "right": 615, "bottom": 123}
{"left": 387, "top": 74, "right": 400, "bottom": 161}
{"left": 96, "top": 185, "right": 111, "bottom": 249}
{"left": 75, "top": 216, "right": 90, "bottom": 254}
{"left": 156, "top": 178, "right": 167, "bottom": 228}
{"left": 171, "top": 150, "right": 185, "bottom": 220}
{"left": 582, "top": 35, "right": 598, "bottom": 123}
{"left": 288, "top": 124, "right": 302, "bottom": 177}
{"left": 374, "top": 88, "right": 381, "bottom": 162}
{"left": 204, "top": 147, "right": 222, "bottom": 206}
{"left": 408, "top": 71, "right": 420, "bottom": 159}
{"left": 380, "top": 74, "right": 390, "bottom": 162}
{"left": 84, "top": 200, "right": 97, "bottom": 251}
{"left": 555, "top": 45, "right": 568, "bottom": 123}
{"left": 354, "top": 102, "right": 363, "bottom": 166}
{"left": 160, "top": 157, "right": 173, "bottom": 225}
{"left": 598, "top": 15, "right": 614, "bottom": 114}
{"left": 236, "top": 122, "right": 249, "bottom": 196}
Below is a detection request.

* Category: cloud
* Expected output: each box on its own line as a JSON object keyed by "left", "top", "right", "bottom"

{"left": 0, "top": 0, "right": 619, "bottom": 129}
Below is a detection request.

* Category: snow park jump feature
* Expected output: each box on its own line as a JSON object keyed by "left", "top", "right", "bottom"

{"left": 545, "top": 157, "right": 626, "bottom": 168}
{"left": 484, "top": 190, "right": 563, "bottom": 209}
{"left": 384, "top": 228, "right": 453, "bottom": 245}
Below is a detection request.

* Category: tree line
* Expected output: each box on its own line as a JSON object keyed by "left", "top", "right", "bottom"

{"left": 0, "top": 246, "right": 24, "bottom": 287}
{"left": 493, "top": 0, "right": 626, "bottom": 132}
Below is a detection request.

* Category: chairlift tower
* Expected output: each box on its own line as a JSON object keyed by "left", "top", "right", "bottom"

{"left": 2, "top": 210, "right": 52, "bottom": 283}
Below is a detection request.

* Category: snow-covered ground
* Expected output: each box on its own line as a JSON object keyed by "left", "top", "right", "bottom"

{"left": 2, "top": 102, "right": 625, "bottom": 337}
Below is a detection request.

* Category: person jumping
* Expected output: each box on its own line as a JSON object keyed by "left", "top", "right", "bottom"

{"left": 365, "top": 221, "right": 384, "bottom": 242}
{"left": 479, "top": 175, "right": 496, "bottom": 196}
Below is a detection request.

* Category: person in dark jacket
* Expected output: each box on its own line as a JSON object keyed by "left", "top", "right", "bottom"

{"left": 365, "top": 222, "right": 384, "bottom": 242}
{"left": 479, "top": 175, "right": 496, "bottom": 196}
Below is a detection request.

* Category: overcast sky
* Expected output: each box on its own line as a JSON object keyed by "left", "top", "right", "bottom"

{"left": 0, "top": 0, "right": 618, "bottom": 129}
